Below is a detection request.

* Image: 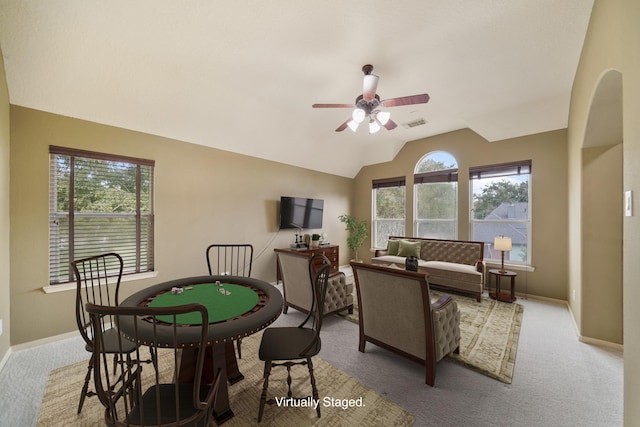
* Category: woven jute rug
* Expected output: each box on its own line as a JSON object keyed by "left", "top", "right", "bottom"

{"left": 37, "top": 330, "right": 415, "bottom": 427}
{"left": 339, "top": 282, "right": 524, "bottom": 384}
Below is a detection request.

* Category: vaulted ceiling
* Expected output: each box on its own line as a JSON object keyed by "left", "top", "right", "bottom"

{"left": 0, "top": 1, "right": 594, "bottom": 177}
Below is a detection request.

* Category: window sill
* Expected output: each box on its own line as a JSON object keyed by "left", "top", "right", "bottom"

{"left": 41, "top": 271, "right": 159, "bottom": 294}
{"left": 484, "top": 261, "right": 535, "bottom": 273}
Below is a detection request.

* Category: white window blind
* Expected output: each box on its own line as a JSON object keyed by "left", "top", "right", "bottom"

{"left": 49, "top": 146, "right": 155, "bottom": 284}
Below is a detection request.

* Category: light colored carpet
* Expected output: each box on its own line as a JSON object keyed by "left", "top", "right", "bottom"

{"left": 37, "top": 330, "right": 415, "bottom": 427}
{"left": 338, "top": 288, "right": 524, "bottom": 384}
{"left": 1, "top": 293, "right": 623, "bottom": 427}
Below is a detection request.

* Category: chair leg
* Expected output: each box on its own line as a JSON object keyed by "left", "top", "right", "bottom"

{"left": 307, "top": 357, "right": 321, "bottom": 418}
{"left": 77, "top": 357, "right": 94, "bottom": 414}
{"left": 236, "top": 339, "right": 242, "bottom": 359}
{"left": 258, "top": 360, "right": 272, "bottom": 422}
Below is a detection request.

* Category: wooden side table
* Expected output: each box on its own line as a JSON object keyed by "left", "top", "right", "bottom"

{"left": 488, "top": 269, "right": 517, "bottom": 303}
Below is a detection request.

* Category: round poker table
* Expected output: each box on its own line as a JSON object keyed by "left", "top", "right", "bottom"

{"left": 119, "top": 275, "right": 283, "bottom": 424}
{"left": 120, "top": 275, "right": 283, "bottom": 347}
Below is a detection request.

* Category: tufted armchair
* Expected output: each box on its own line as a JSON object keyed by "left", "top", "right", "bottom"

{"left": 350, "top": 262, "right": 460, "bottom": 386}
{"left": 277, "top": 250, "right": 354, "bottom": 317}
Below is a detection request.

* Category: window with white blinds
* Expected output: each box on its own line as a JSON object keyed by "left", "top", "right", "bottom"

{"left": 49, "top": 146, "right": 155, "bottom": 285}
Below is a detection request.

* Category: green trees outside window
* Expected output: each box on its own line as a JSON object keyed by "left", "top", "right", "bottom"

{"left": 49, "top": 146, "right": 155, "bottom": 284}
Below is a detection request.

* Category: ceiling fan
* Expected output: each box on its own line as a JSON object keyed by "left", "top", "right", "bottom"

{"left": 312, "top": 64, "right": 430, "bottom": 133}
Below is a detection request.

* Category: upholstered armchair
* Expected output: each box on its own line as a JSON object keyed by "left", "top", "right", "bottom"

{"left": 277, "top": 250, "right": 354, "bottom": 316}
{"left": 350, "top": 262, "right": 460, "bottom": 386}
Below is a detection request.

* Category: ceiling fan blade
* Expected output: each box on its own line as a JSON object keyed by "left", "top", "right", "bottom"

{"left": 335, "top": 118, "right": 351, "bottom": 132}
{"left": 381, "top": 93, "right": 430, "bottom": 108}
{"left": 312, "top": 103, "right": 354, "bottom": 108}
{"left": 383, "top": 118, "right": 398, "bottom": 130}
{"left": 362, "top": 74, "right": 379, "bottom": 101}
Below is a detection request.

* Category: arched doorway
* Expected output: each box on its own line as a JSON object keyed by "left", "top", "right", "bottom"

{"left": 581, "top": 69, "right": 623, "bottom": 344}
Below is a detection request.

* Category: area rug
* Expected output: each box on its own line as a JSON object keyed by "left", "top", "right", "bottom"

{"left": 338, "top": 283, "right": 524, "bottom": 384}
{"left": 37, "top": 331, "right": 415, "bottom": 427}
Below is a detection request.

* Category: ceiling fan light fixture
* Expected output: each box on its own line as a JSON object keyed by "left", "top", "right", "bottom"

{"left": 369, "top": 119, "right": 381, "bottom": 134}
{"left": 376, "top": 110, "right": 391, "bottom": 125}
{"left": 352, "top": 108, "right": 366, "bottom": 123}
{"left": 312, "top": 64, "right": 430, "bottom": 133}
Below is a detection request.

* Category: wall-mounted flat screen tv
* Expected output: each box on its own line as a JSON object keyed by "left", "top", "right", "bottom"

{"left": 279, "top": 196, "right": 324, "bottom": 229}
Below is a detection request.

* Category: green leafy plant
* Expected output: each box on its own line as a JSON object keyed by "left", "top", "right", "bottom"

{"left": 338, "top": 214, "right": 368, "bottom": 261}
{"left": 312, "top": 233, "right": 321, "bottom": 241}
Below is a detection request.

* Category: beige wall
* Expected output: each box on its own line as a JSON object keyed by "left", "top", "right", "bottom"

{"left": 353, "top": 128, "right": 569, "bottom": 300}
{"left": 581, "top": 144, "right": 623, "bottom": 344}
{"left": 0, "top": 45, "right": 11, "bottom": 362}
{"left": 5, "top": 2, "right": 640, "bottom": 421}
{"left": 568, "top": 0, "right": 640, "bottom": 423}
{"left": 9, "top": 106, "right": 353, "bottom": 345}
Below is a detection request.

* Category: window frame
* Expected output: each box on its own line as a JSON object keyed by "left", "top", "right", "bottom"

{"left": 372, "top": 176, "right": 406, "bottom": 248}
{"left": 49, "top": 146, "right": 155, "bottom": 285}
{"left": 469, "top": 159, "right": 532, "bottom": 266}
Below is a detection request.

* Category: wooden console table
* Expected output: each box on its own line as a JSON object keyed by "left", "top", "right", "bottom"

{"left": 274, "top": 245, "right": 339, "bottom": 282}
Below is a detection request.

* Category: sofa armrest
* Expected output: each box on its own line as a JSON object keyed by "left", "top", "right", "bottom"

{"left": 431, "top": 294, "right": 454, "bottom": 310}
{"left": 374, "top": 249, "right": 388, "bottom": 257}
{"left": 324, "top": 272, "right": 353, "bottom": 314}
{"left": 430, "top": 294, "right": 460, "bottom": 361}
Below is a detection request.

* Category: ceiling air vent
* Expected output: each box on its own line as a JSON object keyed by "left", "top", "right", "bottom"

{"left": 402, "top": 118, "right": 427, "bottom": 129}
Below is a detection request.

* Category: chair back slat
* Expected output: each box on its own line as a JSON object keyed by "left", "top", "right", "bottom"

{"left": 73, "top": 252, "right": 124, "bottom": 349}
{"left": 206, "top": 244, "right": 254, "bottom": 277}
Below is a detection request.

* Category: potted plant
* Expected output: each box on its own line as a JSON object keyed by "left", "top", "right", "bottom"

{"left": 311, "top": 233, "right": 321, "bottom": 248}
{"left": 338, "top": 214, "right": 368, "bottom": 262}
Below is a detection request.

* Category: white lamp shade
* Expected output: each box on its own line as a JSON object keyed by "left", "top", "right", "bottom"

{"left": 377, "top": 110, "right": 391, "bottom": 125}
{"left": 369, "top": 119, "right": 381, "bottom": 134}
{"left": 347, "top": 120, "right": 359, "bottom": 132}
{"left": 494, "top": 236, "right": 512, "bottom": 251}
{"left": 352, "top": 108, "right": 366, "bottom": 123}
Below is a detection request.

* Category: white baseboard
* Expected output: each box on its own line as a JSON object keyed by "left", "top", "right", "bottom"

{"left": 10, "top": 330, "right": 81, "bottom": 353}
{"left": 579, "top": 335, "right": 624, "bottom": 352}
{"left": 0, "top": 347, "right": 12, "bottom": 372}
{"left": 565, "top": 300, "right": 623, "bottom": 352}
{"left": 0, "top": 333, "right": 80, "bottom": 375}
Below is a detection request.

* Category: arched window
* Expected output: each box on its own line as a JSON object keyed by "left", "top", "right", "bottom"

{"left": 414, "top": 151, "right": 458, "bottom": 239}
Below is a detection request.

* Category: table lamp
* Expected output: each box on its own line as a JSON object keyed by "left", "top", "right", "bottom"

{"left": 494, "top": 236, "right": 512, "bottom": 273}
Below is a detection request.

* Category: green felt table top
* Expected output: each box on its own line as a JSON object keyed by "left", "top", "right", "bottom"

{"left": 148, "top": 283, "right": 259, "bottom": 324}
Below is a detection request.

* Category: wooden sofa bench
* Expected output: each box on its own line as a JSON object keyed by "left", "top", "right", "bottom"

{"left": 371, "top": 236, "right": 485, "bottom": 302}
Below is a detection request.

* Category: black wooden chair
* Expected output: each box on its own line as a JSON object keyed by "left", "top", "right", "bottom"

{"left": 257, "top": 254, "right": 331, "bottom": 422}
{"left": 86, "top": 302, "right": 221, "bottom": 426}
{"left": 73, "top": 252, "right": 140, "bottom": 414}
{"left": 206, "top": 243, "right": 254, "bottom": 277}
{"left": 206, "top": 243, "right": 253, "bottom": 358}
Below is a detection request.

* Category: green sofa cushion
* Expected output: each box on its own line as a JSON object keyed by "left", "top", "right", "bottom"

{"left": 397, "top": 239, "right": 421, "bottom": 258}
{"left": 387, "top": 239, "right": 401, "bottom": 256}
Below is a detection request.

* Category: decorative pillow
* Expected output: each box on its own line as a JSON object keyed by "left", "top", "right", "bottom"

{"left": 397, "top": 239, "right": 421, "bottom": 258}
{"left": 387, "top": 239, "right": 400, "bottom": 256}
